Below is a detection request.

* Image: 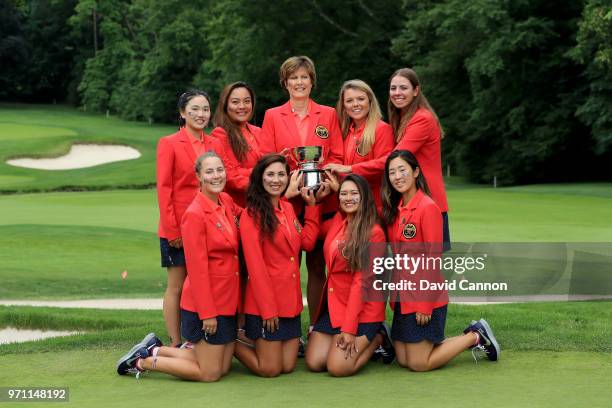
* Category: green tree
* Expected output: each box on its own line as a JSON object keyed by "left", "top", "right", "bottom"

{"left": 74, "top": 0, "right": 212, "bottom": 122}
{"left": 197, "top": 0, "right": 402, "bottom": 122}
{"left": 569, "top": 0, "right": 612, "bottom": 154}
{"left": 0, "top": 1, "right": 30, "bottom": 99}
{"left": 392, "top": 0, "right": 604, "bottom": 184}
{"left": 1, "top": 0, "right": 81, "bottom": 102}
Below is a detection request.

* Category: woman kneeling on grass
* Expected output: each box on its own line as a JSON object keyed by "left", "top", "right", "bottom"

{"left": 382, "top": 149, "right": 500, "bottom": 371}
{"left": 235, "top": 154, "right": 324, "bottom": 377}
{"left": 305, "top": 174, "right": 395, "bottom": 376}
{"left": 117, "top": 151, "right": 242, "bottom": 381}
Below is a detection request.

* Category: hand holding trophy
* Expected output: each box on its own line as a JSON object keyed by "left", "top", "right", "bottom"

{"left": 291, "top": 146, "right": 326, "bottom": 193}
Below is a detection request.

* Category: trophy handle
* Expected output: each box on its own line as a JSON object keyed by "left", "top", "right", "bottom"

{"left": 318, "top": 145, "right": 326, "bottom": 164}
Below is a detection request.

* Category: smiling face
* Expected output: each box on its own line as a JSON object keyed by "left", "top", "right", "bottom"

{"left": 181, "top": 95, "right": 211, "bottom": 132}
{"left": 227, "top": 87, "right": 253, "bottom": 125}
{"left": 285, "top": 66, "right": 313, "bottom": 101}
{"left": 389, "top": 75, "right": 418, "bottom": 110}
{"left": 197, "top": 156, "right": 226, "bottom": 196}
{"left": 387, "top": 156, "right": 419, "bottom": 197}
{"left": 343, "top": 88, "right": 370, "bottom": 126}
{"left": 339, "top": 180, "right": 361, "bottom": 215}
{"left": 262, "top": 161, "right": 289, "bottom": 199}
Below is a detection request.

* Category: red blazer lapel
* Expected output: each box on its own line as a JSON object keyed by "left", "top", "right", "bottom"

{"left": 279, "top": 201, "right": 300, "bottom": 253}
{"left": 325, "top": 215, "right": 346, "bottom": 271}
{"left": 197, "top": 193, "right": 239, "bottom": 252}
{"left": 178, "top": 128, "right": 197, "bottom": 166}
{"left": 279, "top": 102, "right": 301, "bottom": 145}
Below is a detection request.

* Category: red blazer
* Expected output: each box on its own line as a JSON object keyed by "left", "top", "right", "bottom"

{"left": 349, "top": 108, "right": 448, "bottom": 213}
{"left": 210, "top": 123, "right": 263, "bottom": 207}
{"left": 260, "top": 100, "right": 343, "bottom": 166}
{"left": 343, "top": 120, "right": 395, "bottom": 209}
{"left": 315, "top": 214, "right": 386, "bottom": 335}
{"left": 387, "top": 189, "right": 448, "bottom": 316}
{"left": 241, "top": 202, "right": 320, "bottom": 320}
{"left": 156, "top": 127, "right": 230, "bottom": 240}
{"left": 260, "top": 100, "right": 344, "bottom": 217}
{"left": 180, "top": 192, "right": 242, "bottom": 320}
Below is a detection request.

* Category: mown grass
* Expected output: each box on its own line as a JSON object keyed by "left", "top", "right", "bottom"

{"left": 1, "top": 301, "right": 610, "bottom": 355}
{"left": 0, "top": 303, "right": 610, "bottom": 408}
{"left": 0, "top": 349, "right": 608, "bottom": 408}
{"left": 1, "top": 184, "right": 611, "bottom": 299}
{"left": 0, "top": 225, "right": 165, "bottom": 299}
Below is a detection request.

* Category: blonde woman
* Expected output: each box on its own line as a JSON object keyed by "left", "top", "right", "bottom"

{"left": 324, "top": 80, "right": 394, "bottom": 210}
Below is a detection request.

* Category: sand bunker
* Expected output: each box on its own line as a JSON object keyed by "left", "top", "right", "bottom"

{"left": 0, "top": 327, "right": 81, "bottom": 344}
{"left": 6, "top": 144, "right": 141, "bottom": 170}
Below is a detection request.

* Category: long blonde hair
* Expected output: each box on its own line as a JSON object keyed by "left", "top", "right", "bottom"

{"left": 336, "top": 80, "right": 382, "bottom": 156}
{"left": 387, "top": 68, "right": 444, "bottom": 142}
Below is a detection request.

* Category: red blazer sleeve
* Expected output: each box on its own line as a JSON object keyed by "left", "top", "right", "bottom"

{"left": 326, "top": 112, "right": 344, "bottom": 165}
{"left": 181, "top": 211, "right": 218, "bottom": 319}
{"left": 341, "top": 227, "right": 386, "bottom": 334}
{"left": 156, "top": 137, "right": 180, "bottom": 240}
{"left": 259, "top": 110, "right": 278, "bottom": 155}
{"left": 351, "top": 123, "right": 395, "bottom": 179}
{"left": 395, "top": 111, "right": 434, "bottom": 155}
{"left": 240, "top": 212, "right": 279, "bottom": 320}
{"left": 300, "top": 204, "right": 321, "bottom": 251}
{"left": 413, "top": 202, "right": 443, "bottom": 316}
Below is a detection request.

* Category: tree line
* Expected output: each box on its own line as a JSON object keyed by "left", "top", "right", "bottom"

{"left": 1, "top": 0, "right": 610, "bottom": 184}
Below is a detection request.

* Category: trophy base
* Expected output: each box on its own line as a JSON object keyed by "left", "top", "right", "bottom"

{"left": 302, "top": 168, "right": 322, "bottom": 190}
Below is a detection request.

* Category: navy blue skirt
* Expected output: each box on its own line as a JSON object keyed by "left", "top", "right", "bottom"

{"left": 244, "top": 314, "right": 302, "bottom": 341}
{"left": 160, "top": 237, "right": 186, "bottom": 267}
{"left": 313, "top": 310, "right": 382, "bottom": 342}
{"left": 180, "top": 309, "right": 236, "bottom": 345}
{"left": 391, "top": 302, "right": 447, "bottom": 344}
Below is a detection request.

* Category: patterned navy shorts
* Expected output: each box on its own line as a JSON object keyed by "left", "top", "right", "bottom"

{"left": 180, "top": 309, "right": 236, "bottom": 345}
{"left": 160, "top": 237, "right": 186, "bottom": 267}
{"left": 244, "top": 314, "right": 302, "bottom": 341}
{"left": 313, "top": 310, "right": 382, "bottom": 342}
{"left": 391, "top": 302, "right": 447, "bottom": 344}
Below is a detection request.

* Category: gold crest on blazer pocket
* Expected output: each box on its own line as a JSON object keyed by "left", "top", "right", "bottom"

{"left": 402, "top": 223, "right": 417, "bottom": 239}
{"left": 315, "top": 125, "right": 329, "bottom": 139}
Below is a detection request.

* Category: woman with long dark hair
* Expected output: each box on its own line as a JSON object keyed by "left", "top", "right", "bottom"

{"left": 235, "top": 154, "right": 321, "bottom": 377}
{"left": 305, "top": 174, "right": 394, "bottom": 376}
{"left": 211, "top": 82, "right": 263, "bottom": 207}
{"left": 381, "top": 150, "right": 499, "bottom": 371}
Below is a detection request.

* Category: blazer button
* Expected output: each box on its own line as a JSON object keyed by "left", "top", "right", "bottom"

{"left": 235, "top": 271, "right": 239, "bottom": 276}
{"left": 290, "top": 256, "right": 295, "bottom": 262}
{"left": 292, "top": 273, "right": 296, "bottom": 278}
{"left": 234, "top": 255, "right": 238, "bottom": 260}
{"left": 329, "top": 287, "right": 334, "bottom": 292}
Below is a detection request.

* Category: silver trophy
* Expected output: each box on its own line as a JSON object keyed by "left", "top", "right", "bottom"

{"left": 291, "top": 146, "right": 326, "bottom": 189}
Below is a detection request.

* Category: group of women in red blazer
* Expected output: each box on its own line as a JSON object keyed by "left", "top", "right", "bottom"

{"left": 116, "top": 56, "right": 500, "bottom": 382}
